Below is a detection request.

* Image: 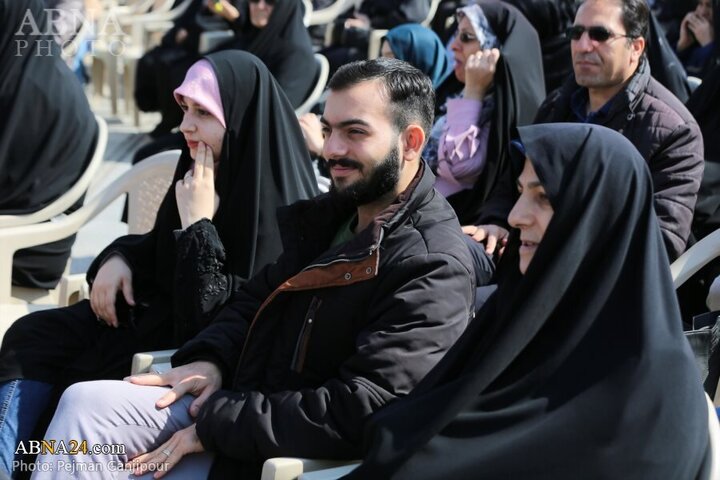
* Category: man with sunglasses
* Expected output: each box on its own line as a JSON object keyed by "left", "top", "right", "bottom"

{"left": 471, "top": 0, "right": 703, "bottom": 262}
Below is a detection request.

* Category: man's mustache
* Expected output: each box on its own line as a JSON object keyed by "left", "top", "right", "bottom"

{"left": 326, "top": 158, "right": 364, "bottom": 171}
{"left": 573, "top": 53, "right": 601, "bottom": 64}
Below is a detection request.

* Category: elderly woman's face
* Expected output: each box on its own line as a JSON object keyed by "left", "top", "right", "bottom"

{"left": 508, "top": 158, "right": 554, "bottom": 274}
{"left": 249, "top": 0, "right": 274, "bottom": 28}
{"left": 450, "top": 16, "right": 482, "bottom": 83}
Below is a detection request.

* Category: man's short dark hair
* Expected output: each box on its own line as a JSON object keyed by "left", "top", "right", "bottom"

{"left": 618, "top": 0, "right": 649, "bottom": 43}
{"left": 328, "top": 58, "right": 435, "bottom": 140}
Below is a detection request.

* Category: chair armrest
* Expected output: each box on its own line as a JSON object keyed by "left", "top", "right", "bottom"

{"left": 261, "top": 458, "right": 360, "bottom": 480}
{"left": 299, "top": 463, "right": 360, "bottom": 479}
{"left": 131, "top": 349, "right": 178, "bottom": 375}
{"left": 57, "top": 273, "right": 89, "bottom": 307}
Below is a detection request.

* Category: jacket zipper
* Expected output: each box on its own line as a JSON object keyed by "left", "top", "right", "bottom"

{"left": 290, "top": 296, "right": 322, "bottom": 373}
{"left": 235, "top": 231, "right": 383, "bottom": 372}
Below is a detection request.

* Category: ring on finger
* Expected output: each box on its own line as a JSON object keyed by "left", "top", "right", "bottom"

{"left": 162, "top": 449, "right": 173, "bottom": 457}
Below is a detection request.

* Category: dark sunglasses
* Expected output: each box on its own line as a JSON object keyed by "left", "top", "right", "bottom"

{"left": 457, "top": 31, "right": 478, "bottom": 44}
{"left": 248, "top": 0, "right": 276, "bottom": 5}
{"left": 565, "top": 25, "right": 633, "bottom": 42}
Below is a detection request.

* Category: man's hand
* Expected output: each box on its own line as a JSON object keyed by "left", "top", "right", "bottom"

{"left": 462, "top": 224, "right": 509, "bottom": 255}
{"left": 125, "top": 361, "right": 222, "bottom": 417}
{"left": 90, "top": 255, "right": 135, "bottom": 328}
{"left": 128, "top": 424, "right": 204, "bottom": 479}
{"left": 298, "top": 113, "right": 324, "bottom": 157}
{"left": 175, "top": 142, "right": 220, "bottom": 230}
{"left": 464, "top": 48, "right": 500, "bottom": 101}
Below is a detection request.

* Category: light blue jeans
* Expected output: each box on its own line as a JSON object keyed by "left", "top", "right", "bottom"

{"left": 0, "top": 379, "right": 53, "bottom": 478}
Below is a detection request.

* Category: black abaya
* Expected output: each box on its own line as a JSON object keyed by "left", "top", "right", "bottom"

{"left": 346, "top": 123, "right": 709, "bottom": 480}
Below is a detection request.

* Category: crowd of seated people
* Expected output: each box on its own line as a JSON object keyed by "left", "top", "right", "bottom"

{"left": 5, "top": 0, "right": 720, "bottom": 478}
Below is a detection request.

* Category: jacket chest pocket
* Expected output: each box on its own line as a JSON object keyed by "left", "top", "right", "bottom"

{"left": 290, "top": 296, "right": 322, "bottom": 373}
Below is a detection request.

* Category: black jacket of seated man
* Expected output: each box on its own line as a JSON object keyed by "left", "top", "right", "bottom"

{"left": 477, "top": 58, "right": 704, "bottom": 262}
{"left": 171, "top": 160, "right": 476, "bottom": 478}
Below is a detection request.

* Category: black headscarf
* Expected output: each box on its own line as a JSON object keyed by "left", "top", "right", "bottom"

{"left": 0, "top": 0, "right": 98, "bottom": 214}
{"left": 502, "top": 0, "right": 575, "bottom": 94}
{"left": 231, "top": 0, "right": 317, "bottom": 107}
{"left": 90, "top": 50, "right": 319, "bottom": 324}
{"left": 345, "top": 123, "right": 709, "bottom": 480}
{"left": 647, "top": 8, "right": 692, "bottom": 103}
{"left": 444, "top": 0, "right": 546, "bottom": 225}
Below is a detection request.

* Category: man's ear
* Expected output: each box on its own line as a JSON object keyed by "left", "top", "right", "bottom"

{"left": 630, "top": 36, "right": 645, "bottom": 63}
{"left": 401, "top": 124, "right": 426, "bottom": 162}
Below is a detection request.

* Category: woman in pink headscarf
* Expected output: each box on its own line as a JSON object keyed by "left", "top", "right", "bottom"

{"left": 0, "top": 51, "right": 319, "bottom": 475}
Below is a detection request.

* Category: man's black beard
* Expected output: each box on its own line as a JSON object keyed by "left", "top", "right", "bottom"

{"left": 329, "top": 145, "right": 401, "bottom": 207}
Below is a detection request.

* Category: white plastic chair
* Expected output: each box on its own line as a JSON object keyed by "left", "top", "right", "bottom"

{"left": 295, "top": 54, "right": 330, "bottom": 116}
{"left": 0, "top": 115, "right": 107, "bottom": 229}
{"left": 0, "top": 150, "right": 180, "bottom": 310}
{"left": 670, "top": 228, "right": 720, "bottom": 290}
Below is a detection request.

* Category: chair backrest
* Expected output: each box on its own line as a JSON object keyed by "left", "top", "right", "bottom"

{"left": 671, "top": 228, "right": 720, "bottom": 289}
{"left": 307, "top": 0, "right": 360, "bottom": 26}
{"left": 0, "top": 114, "right": 108, "bottom": 229}
{"left": 295, "top": 54, "right": 330, "bottom": 116}
{"left": 421, "top": 0, "right": 441, "bottom": 27}
{"left": 127, "top": 151, "right": 180, "bottom": 234}
{"left": 198, "top": 29, "right": 235, "bottom": 55}
{"left": 302, "top": 0, "right": 313, "bottom": 26}
{"left": 0, "top": 150, "right": 180, "bottom": 304}
{"left": 61, "top": 14, "right": 91, "bottom": 62}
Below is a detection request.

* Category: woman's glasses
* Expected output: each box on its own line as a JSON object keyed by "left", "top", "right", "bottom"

{"left": 565, "top": 25, "right": 633, "bottom": 42}
{"left": 457, "top": 31, "right": 478, "bottom": 44}
{"left": 248, "top": 0, "right": 276, "bottom": 5}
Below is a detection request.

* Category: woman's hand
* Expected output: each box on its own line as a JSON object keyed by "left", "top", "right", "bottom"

{"left": 207, "top": 0, "right": 240, "bottom": 22}
{"left": 464, "top": 48, "right": 500, "bottom": 101}
{"left": 687, "top": 12, "right": 714, "bottom": 47}
{"left": 90, "top": 255, "right": 135, "bottom": 327}
{"left": 298, "top": 113, "right": 324, "bottom": 158}
{"left": 175, "top": 142, "right": 220, "bottom": 231}
{"left": 174, "top": 28, "right": 188, "bottom": 45}
{"left": 128, "top": 424, "right": 204, "bottom": 479}
{"left": 462, "top": 224, "right": 509, "bottom": 255}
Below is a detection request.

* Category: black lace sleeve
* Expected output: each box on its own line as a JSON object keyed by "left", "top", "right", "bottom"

{"left": 173, "top": 219, "right": 244, "bottom": 343}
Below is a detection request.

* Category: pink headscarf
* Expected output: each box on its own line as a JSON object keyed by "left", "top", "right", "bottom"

{"left": 173, "top": 59, "right": 226, "bottom": 128}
